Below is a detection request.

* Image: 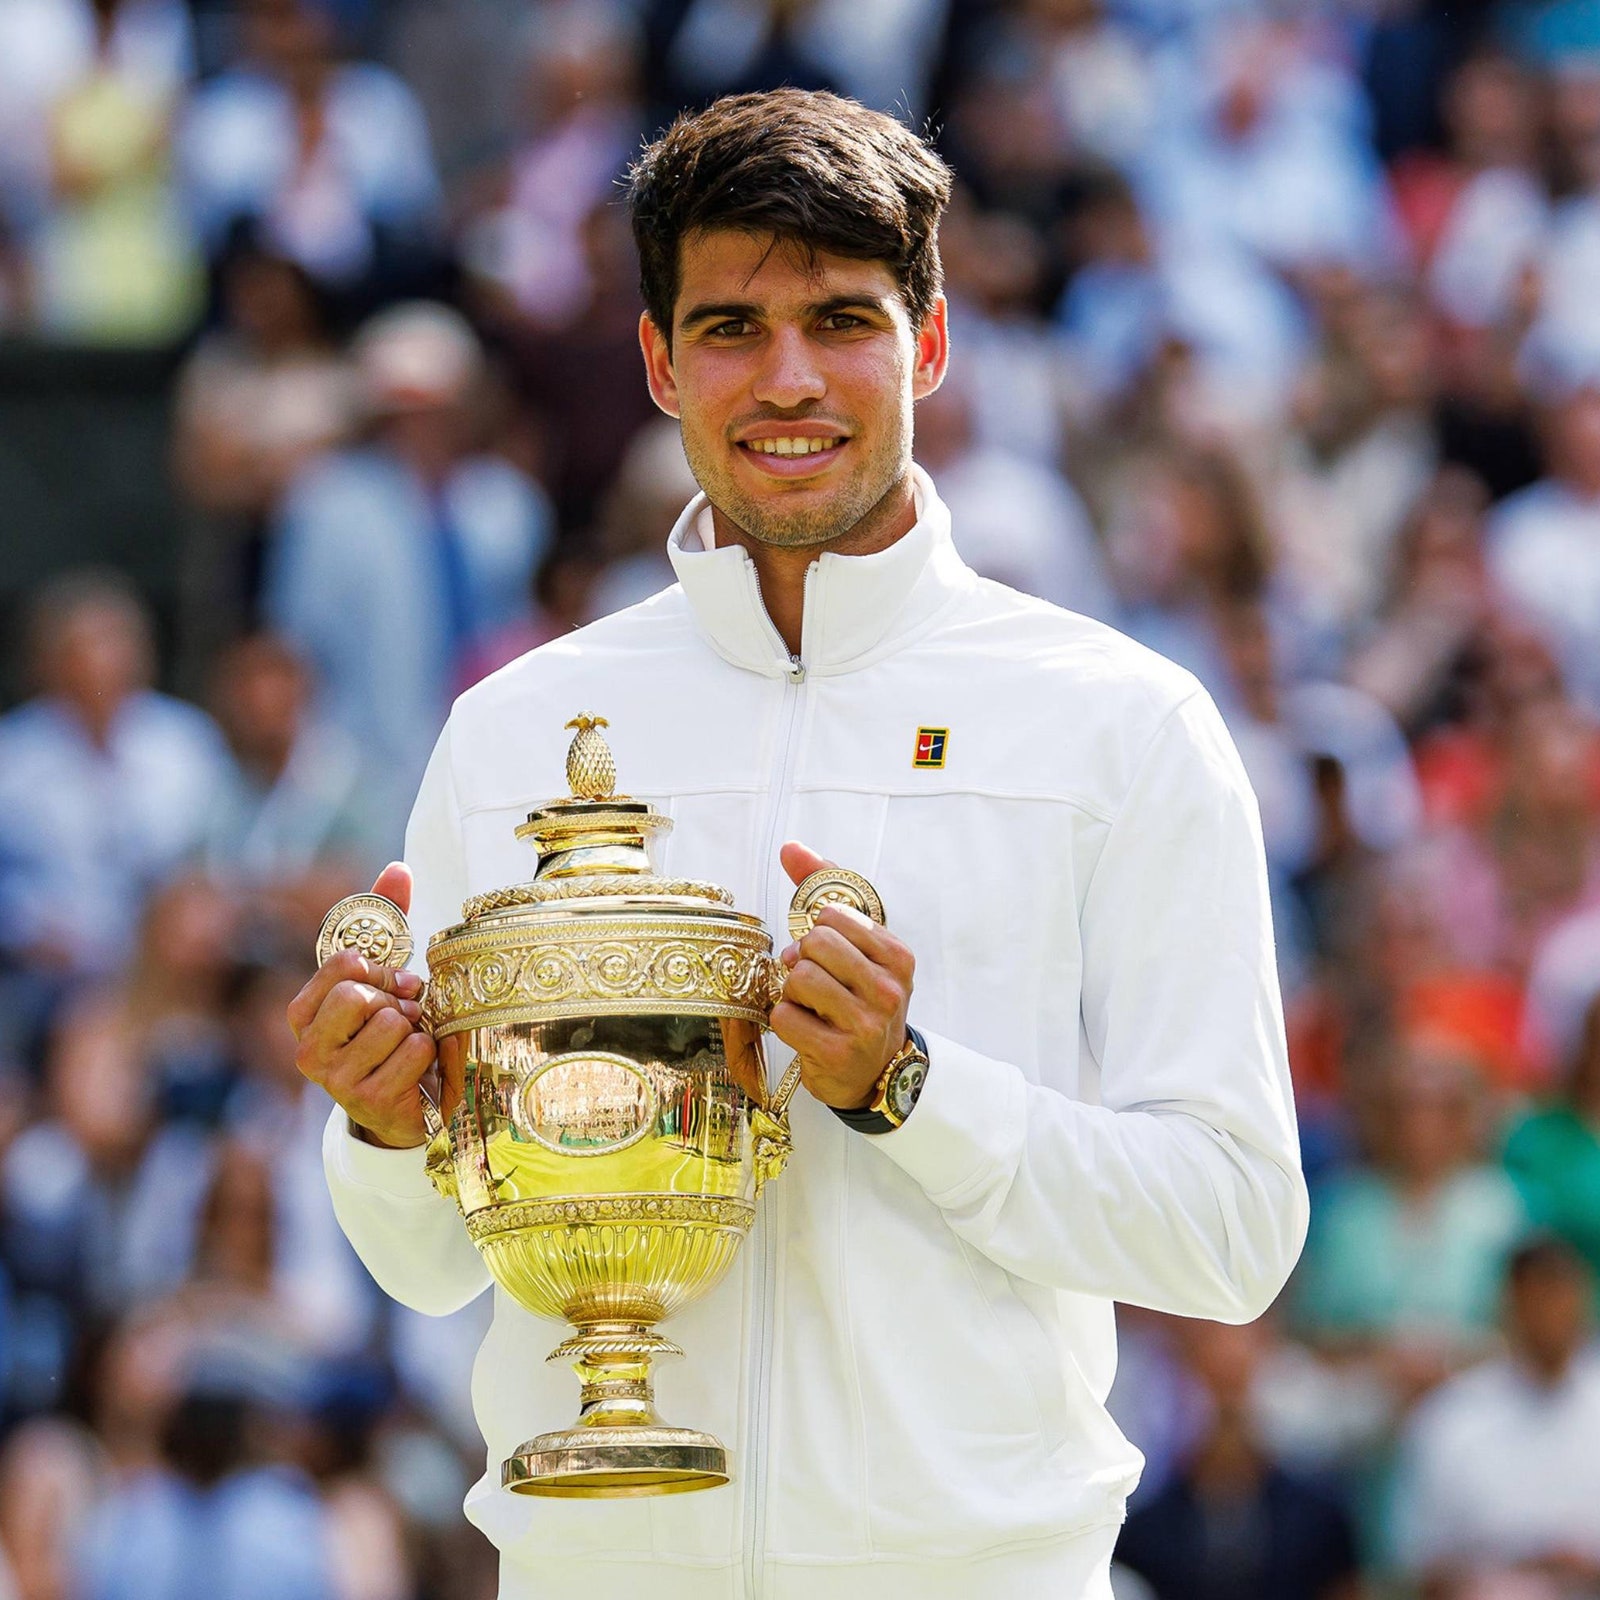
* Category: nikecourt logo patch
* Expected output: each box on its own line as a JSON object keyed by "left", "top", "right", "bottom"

{"left": 914, "top": 728, "right": 948, "bottom": 768}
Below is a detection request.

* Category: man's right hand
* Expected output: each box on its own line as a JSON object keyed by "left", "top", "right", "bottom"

{"left": 289, "top": 861, "right": 438, "bottom": 1150}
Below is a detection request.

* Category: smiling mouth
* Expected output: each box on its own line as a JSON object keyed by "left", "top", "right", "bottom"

{"left": 738, "top": 436, "right": 847, "bottom": 457}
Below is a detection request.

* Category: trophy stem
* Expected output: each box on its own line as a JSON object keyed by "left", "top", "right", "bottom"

{"left": 565, "top": 1321, "right": 678, "bottom": 1429}
{"left": 501, "top": 1321, "right": 731, "bottom": 1497}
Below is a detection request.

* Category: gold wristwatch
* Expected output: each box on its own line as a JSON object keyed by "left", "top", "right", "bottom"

{"left": 830, "top": 1026, "right": 930, "bottom": 1135}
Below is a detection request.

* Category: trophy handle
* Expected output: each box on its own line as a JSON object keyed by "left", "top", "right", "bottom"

{"left": 773, "top": 865, "right": 888, "bottom": 1115}
{"left": 315, "top": 890, "right": 452, "bottom": 1187}
{"left": 748, "top": 867, "right": 890, "bottom": 1192}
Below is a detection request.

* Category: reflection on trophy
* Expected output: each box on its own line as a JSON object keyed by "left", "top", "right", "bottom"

{"left": 316, "top": 715, "right": 884, "bottom": 1499}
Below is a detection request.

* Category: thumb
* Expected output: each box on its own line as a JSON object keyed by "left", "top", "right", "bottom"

{"left": 371, "top": 861, "right": 413, "bottom": 917}
{"left": 780, "top": 840, "right": 834, "bottom": 888}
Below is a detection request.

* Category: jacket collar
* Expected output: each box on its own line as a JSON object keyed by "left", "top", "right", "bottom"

{"left": 665, "top": 465, "right": 972, "bottom": 678}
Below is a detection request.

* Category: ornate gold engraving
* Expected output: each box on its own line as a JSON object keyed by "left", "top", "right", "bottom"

{"left": 315, "top": 892, "right": 414, "bottom": 971}
{"left": 425, "top": 919, "right": 783, "bottom": 1035}
{"left": 466, "top": 1193, "right": 756, "bottom": 1237}
{"left": 463, "top": 877, "right": 734, "bottom": 919}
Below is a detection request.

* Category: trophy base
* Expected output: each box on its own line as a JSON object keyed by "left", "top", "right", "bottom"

{"left": 502, "top": 1425, "right": 729, "bottom": 1497}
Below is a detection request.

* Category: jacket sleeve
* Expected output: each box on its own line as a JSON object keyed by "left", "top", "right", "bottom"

{"left": 321, "top": 720, "right": 492, "bottom": 1316}
{"left": 873, "top": 689, "right": 1308, "bottom": 1322}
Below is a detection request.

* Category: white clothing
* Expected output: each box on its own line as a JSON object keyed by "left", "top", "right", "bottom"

{"left": 1486, "top": 479, "right": 1600, "bottom": 714}
{"left": 1429, "top": 167, "right": 1549, "bottom": 331}
{"left": 0, "top": 692, "right": 230, "bottom": 973}
{"left": 324, "top": 469, "right": 1307, "bottom": 1597}
{"left": 1392, "top": 1348, "right": 1600, "bottom": 1575}
{"left": 931, "top": 444, "right": 1118, "bottom": 621}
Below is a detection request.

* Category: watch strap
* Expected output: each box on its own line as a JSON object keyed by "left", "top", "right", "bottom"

{"left": 829, "top": 1026, "right": 929, "bottom": 1136}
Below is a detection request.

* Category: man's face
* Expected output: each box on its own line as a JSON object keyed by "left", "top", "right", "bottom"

{"left": 640, "top": 230, "right": 947, "bottom": 551}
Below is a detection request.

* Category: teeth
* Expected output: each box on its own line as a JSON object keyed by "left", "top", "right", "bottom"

{"left": 747, "top": 437, "right": 842, "bottom": 456}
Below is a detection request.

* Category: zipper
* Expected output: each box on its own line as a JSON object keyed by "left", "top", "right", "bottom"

{"left": 743, "top": 563, "right": 815, "bottom": 1600}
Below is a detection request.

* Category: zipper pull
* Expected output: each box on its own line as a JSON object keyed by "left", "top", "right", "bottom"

{"left": 787, "top": 656, "right": 806, "bottom": 684}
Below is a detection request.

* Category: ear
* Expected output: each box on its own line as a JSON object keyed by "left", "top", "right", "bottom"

{"left": 639, "top": 312, "right": 680, "bottom": 418}
{"left": 910, "top": 294, "right": 950, "bottom": 402}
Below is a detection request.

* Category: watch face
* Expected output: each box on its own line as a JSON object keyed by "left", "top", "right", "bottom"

{"left": 887, "top": 1056, "right": 927, "bottom": 1122}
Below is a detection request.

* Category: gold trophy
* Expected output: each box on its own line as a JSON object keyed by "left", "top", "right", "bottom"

{"left": 316, "top": 715, "right": 883, "bottom": 1499}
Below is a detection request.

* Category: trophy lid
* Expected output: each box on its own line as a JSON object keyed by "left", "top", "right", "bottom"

{"left": 456, "top": 716, "right": 733, "bottom": 922}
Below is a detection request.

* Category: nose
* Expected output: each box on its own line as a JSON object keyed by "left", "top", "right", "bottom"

{"left": 752, "top": 324, "right": 826, "bottom": 411}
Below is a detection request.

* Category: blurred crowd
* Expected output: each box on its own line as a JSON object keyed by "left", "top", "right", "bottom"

{"left": 3, "top": 0, "right": 1600, "bottom": 1596}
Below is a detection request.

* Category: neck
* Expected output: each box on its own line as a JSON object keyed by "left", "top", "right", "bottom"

{"left": 61, "top": 693, "right": 123, "bottom": 751}
{"left": 707, "top": 472, "right": 919, "bottom": 657}
{"left": 1521, "top": 1346, "right": 1574, "bottom": 1387}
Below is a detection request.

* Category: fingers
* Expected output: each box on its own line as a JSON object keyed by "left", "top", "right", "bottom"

{"left": 287, "top": 946, "right": 422, "bottom": 1040}
{"left": 371, "top": 860, "right": 413, "bottom": 915}
{"left": 781, "top": 945, "right": 865, "bottom": 1032}
{"left": 769, "top": 996, "right": 846, "bottom": 1060}
{"left": 294, "top": 970, "right": 420, "bottom": 1083}
{"left": 350, "top": 1027, "right": 438, "bottom": 1109}
{"left": 789, "top": 906, "right": 915, "bottom": 991}
{"left": 780, "top": 839, "right": 834, "bottom": 888}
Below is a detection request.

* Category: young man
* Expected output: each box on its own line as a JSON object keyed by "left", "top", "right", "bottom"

{"left": 290, "top": 90, "right": 1308, "bottom": 1600}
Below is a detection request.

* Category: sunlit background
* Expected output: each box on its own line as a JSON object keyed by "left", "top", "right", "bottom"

{"left": 1, "top": 0, "right": 1599, "bottom": 1596}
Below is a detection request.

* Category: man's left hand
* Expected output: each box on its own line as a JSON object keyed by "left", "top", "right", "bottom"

{"left": 772, "top": 841, "right": 915, "bottom": 1111}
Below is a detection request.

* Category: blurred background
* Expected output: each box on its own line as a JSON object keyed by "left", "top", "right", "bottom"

{"left": 2, "top": 0, "right": 1600, "bottom": 1596}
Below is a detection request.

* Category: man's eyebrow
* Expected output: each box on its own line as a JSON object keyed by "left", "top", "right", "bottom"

{"left": 677, "top": 293, "right": 894, "bottom": 332}
{"left": 678, "top": 301, "right": 760, "bottom": 332}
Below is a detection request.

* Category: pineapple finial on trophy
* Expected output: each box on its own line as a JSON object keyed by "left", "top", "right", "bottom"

{"left": 564, "top": 714, "right": 616, "bottom": 800}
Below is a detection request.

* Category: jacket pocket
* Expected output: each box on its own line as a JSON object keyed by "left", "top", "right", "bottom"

{"left": 841, "top": 1154, "right": 1075, "bottom": 1557}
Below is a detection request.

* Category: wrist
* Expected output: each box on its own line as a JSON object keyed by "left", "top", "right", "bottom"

{"left": 348, "top": 1115, "right": 424, "bottom": 1151}
{"left": 830, "top": 1027, "right": 929, "bottom": 1136}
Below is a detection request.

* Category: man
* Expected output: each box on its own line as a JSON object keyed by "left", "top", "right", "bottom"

{"left": 264, "top": 300, "right": 551, "bottom": 847}
{"left": 1390, "top": 1236, "right": 1600, "bottom": 1593}
{"left": 290, "top": 90, "right": 1307, "bottom": 1600}
{"left": 0, "top": 570, "right": 230, "bottom": 984}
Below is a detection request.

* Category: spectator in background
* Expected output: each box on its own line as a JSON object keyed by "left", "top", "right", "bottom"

{"left": 1407, "top": 53, "right": 1545, "bottom": 337}
{"left": 936, "top": 187, "right": 1082, "bottom": 465}
{"left": 1105, "top": 443, "right": 1282, "bottom": 705}
{"left": 1390, "top": 1237, "right": 1600, "bottom": 1595}
{"left": 1055, "top": 166, "right": 1166, "bottom": 414}
{"left": 1276, "top": 283, "right": 1440, "bottom": 639}
{"left": 1136, "top": 19, "right": 1398, "bottom": 415}
{"left": 28, "top": 0, "right": 202, "bottom": 343}
{"left": 264, "top": 302, "right": 550, "bottom": 848}
{"left": 0, "top": 1416, "right": 99, "bottom": 1600}
{"left": 1390, "top": 642, "right": 1600, "bottom": 992}
{"left": 644, "top": 0, "right": 949, "bottom": 125}
{"left": 72, "top": 1342, "right": 339, "bottom": 1600}
{"left": 1115, "top": 1317, "right": 1365, "bottom": 1600}
{"left": 1294, "top": 1047, "right": 1529, "bottom": 1403}
{"left": 1486, "top": 368, "right": 1600, "bottom": 716}
{"left": 171, "top": 235, "right": 356, "bottom": 683}
{"left": 221, "top": 952, "right": 377, "bottom": 1363}
{"left": 459, "top": 4, "right": 643, "bottom": 334}
{"left": 177, "top": 0, "right": 443, "bottom": 318}
{"left": 201, "top": 632, "right": 375, "bottom": 934}
{"left": 913, "top": 365, "right": 1118, "bottom": 620}
{"left": 0, "top": 881, "right": 236, "bottom": 1377}
{"left": 1347, "top": 466, "right": 1492, "bottom": 738}
{"left": 580, "top": 416, "right": 702, "bottom": 623}
{"left": 0, "top": 0, "right": 197, "bottom": 342}
{"left": 0, "top": 572, "right": 230, "bottom": 997}
{"left": 491, "top": 202, "right": 661, "bottom": 539}
{"left": 1504, "top": 992, "right": 1600, "bottom": 1289}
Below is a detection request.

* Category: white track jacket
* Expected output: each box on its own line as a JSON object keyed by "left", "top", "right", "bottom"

{"left": 324, "top": 468, "right": 1309, "bottom": 1600}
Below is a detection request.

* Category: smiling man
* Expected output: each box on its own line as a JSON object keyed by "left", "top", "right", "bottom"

{"left": 293, "top": 90, "right": 1308, "bottom": 1600}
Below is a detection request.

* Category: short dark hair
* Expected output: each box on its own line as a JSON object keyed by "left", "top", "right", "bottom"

{"left": 1505, "top": 1233, "right": 1591, "bottom": 1289}
{"left": 626, "top": 89, "right": 953, "bottom": 342}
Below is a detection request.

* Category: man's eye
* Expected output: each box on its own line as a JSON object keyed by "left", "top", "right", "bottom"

{"left": 821, "top": 313, "right": 864, "bottom": 331}
{"left": 708, "top": 320, "right": 751, "bottom": 338}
